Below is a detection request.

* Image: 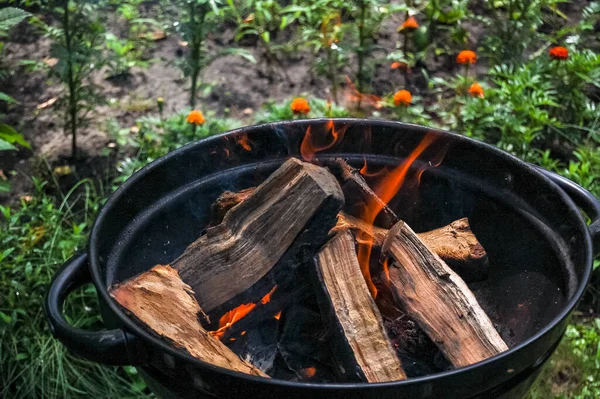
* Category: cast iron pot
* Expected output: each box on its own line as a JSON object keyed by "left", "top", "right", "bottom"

{"left": 46, "top": 119, "right": 600, "bottom": 399}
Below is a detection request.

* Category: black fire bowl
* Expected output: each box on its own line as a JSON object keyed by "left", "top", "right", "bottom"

{"left": 45, "top": 119, "right": 600, "bottom": 399}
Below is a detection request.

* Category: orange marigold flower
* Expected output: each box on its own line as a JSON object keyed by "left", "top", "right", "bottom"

{"left": 399, "top": 16, "right": 419, "bottom": 32}
{"left": 186, "top": 110, "right": 205, "bottom": 125}
{"left": 549, "top": 46, "right": 568, "bottom": 60}
{"left": 468, "top": 82, "right": 484, "bottom": 98}
{"left": 457, "top": 50, "right": 477, "bottom": 65}
{"left": 393, "top": 90, "right": 412, "bottom": 107}
{"left": 290, "top": 97, "right": 310, "bottom": 114}
{"left": 390, "top": 61, "right": 407, "bottom": 69}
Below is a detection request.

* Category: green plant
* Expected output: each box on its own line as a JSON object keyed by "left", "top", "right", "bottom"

{"left": 0, "top": 7, "right": 30, "bottom": 84}
{"left": 45, "top": 0, "right": 105, "bottom": 159}
{"left": 176, "top": 0, "right": 255, "bottom": 108}
{"left": 255, "top": 97, "right": 349, "bottom": 123}
{"left": 227, "top": 0, "right": 291, "bottom": 81}
{"left": 421, "top": 0, "right": 471, "bottom": 54}
{"left": 478, "top": 0, "right": 566, "bottom": 64}
{"left": 347, "top": 0, "right": 404, "bottom": 104}
{"left": 108, "top": 112, "right": 240, "bottom": 186}
{"left": 0, "top": 7, "right": 31, "bottom": 153}
{"left": 528, "top": 319, "right": 600, "bottom": 399}
{"left": 290, "top": 0, "right": 348, "bottom": 103}
{"left": 104, "top": 32, "right": 149, "bottom": 79}
{"left": 0, "top": 175, "right": 150, "bottom": 398}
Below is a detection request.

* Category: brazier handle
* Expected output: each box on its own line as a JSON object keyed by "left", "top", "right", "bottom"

{"left": 45, "top": 252, "right": 144, "bottom": 365}
{"left": 535, "top": 166, "right": 600, "bottom": 256}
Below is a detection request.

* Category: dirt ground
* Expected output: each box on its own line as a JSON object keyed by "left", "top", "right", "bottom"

{"left": 0, "top": 1, "right": 586, "bottom": 203}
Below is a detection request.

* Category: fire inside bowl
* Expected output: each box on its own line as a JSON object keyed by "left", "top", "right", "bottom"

{"left": 46, "top": 119, "right": 599, "bottom": 399}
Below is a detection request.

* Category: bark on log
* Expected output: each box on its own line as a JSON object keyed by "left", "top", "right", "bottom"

{"left": 209, "top": 158, "right": 398, "bottom": 228}
{"left": 172, "top": 158, "right": 344, "bottom": 312}
{"left": 209, "top": 187, "right": 255, "bottom": 226}
{"left": 326, "top": 158, "right": 398, "bottom": 229}
{"left": 335, "top": 212, "right": 489, "bottom": 283}
{"left": 314, "top": 230, "right": 407, "bottom": 382}
{"left": 109, "top": 265, "right": 267, "bottom": 377}
{"left": 382, "top": 221, "right": 508, "bottom": 368}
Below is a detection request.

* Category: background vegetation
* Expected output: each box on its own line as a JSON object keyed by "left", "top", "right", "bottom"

{"left": 1, "top": 0, "right": 599, "bottom": 398}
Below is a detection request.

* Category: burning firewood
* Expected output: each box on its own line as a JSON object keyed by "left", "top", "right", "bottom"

{"left": 172, "top": 158, "right": 344, "bottom": 312}
{"left": 109, "top": 265, "right": 267, "bottom": 377}
{"left": 209, "top": 172, "right": 489, "bottom": 283}
{"left": 325, "top": 158, "right": 398, "bottom": 229}
{"left": 109, "top": 154, "right": 504, "bottom": 382}
{"left": 335, "top": 212, "right": 489, "bottom": 283}
{"left": 381, "top": 221, "right": 508, "bottom": 368}
{"left": 210, "top": 159, "right": 398, "bottom": 228}
{"left": 314, "top": 230, "right": 407, "bottom": 382}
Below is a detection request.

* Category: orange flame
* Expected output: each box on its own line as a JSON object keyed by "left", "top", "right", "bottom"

{"left": 301, "top": 367, "right": 317, "bottom": 378}
{"left": 381, "top": 257, "right": 391, "bottom": 283}
{"left": 356, "top": 133, "right": 438, "bottom": 298}
{"left": 261, "top": 285, "right": 277, "bottom": 305}
{"left": 274, "top": 311, "right": 282, "bottom": 320}
{"left": 300, "top": 120, "right": 346, "bottom": 161}
{"left": 360, "top": 157, "right": 389, "bottom": 178}
{"left": 343, "top": 77, "right": 382, "bottom": 109}
{"left": 209, "top": 286, "right": 277, "bottom": 339}
{"left": 414, "top": 145, "right": 448, "bottom": 186}
{"left": 236, "top": 133, "right": 252, "bottom": 152}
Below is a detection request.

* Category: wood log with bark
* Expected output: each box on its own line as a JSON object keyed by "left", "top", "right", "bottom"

{"left": 109, "top": 265, "right": 267, "bottom": 377}
{"left": 335, "top": 212, "right": 489, "bottom": 283}
{"left": 209, "top": 187, "right": 254, "bottom": 226}
{"left": 314, "top": 230, "right": 407, "bottom": 382}
{"left": 325, "top": 158, "right": 398, "bottom": 228}
{"left": 172, "top": 158, "right": 344, "bottom": 312}
{"left": 382, "top": 221, "right": 508, "bottom": 368}
{"left": 107, "top": 155, "right": 506, "bottom": 382}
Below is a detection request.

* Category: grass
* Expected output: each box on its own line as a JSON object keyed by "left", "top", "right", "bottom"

{"left": 0, "top": 175, "right": 150, "bottom": 398}
{"left": 1, "top": 108, "right": 599, "bottom": 398}
{"left": 528, "top": 319, "right": 600, "bottom": 399}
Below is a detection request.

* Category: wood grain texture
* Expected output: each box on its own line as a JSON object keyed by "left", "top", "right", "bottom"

{"left": 315, "top": 231, "right": 406, "bottom": 382}
{"left": 209, "top": 187, "right": 255, "bottom": 226}
{"left": 383, "top": 221, "right": 508, "bottom": 368}
{"left": 335, "top": 212, "right": 489, "bottom": 283}
{"left": 109, "top": 265, "right": 267, "bottom": 377}
{"left": 172, "top": 157, "right": 344, "bottom": 312}
{"left": 418, "top": 218, "right": 489, "bottom": 282}
{"left": 326, "top": 158, "right": 398, "bottom": 229}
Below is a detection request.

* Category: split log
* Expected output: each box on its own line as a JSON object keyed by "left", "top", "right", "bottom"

{"left": 109, "top": 265, "right": 267, "bottom": 377}
{"left": 335, "top": 212, "right": 489, "bottom": 283}
{"left": 172, "top": 158, "right": 344, "bottom": 312}
{"left": 382, "top": 221, "right": 508, "bottom": 368}
{"left": 314, "top": 230, "right": 407, "bottom": 382}
{"left": 209, "top": 187, "right": 254, "bottom": 226}
{"left": 326, "top": 158, "right": 398, "bottom": 229}
{"left": 209, "top": 158, "right": 397, "bottom": 228}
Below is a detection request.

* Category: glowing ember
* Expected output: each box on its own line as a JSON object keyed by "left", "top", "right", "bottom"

{"left": 300, "top": 120, "right": 346, "bottom": 161}
{"left": 261, "top": 285, "right": 277, "bottom": 305}
{"left": 236, "top": 133, "right": 252, "bottom": 151}
{"left": 301, "top": 367, "right": 317, "bottom": 378}
{"left": 357, "top": 133, "right": 438, "bottom": 297}
{"left": 210, "top": 286, "right": 277, "bottom": 339}
{"left": 274, "top": 311, "right": 282, "bottom": 320}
